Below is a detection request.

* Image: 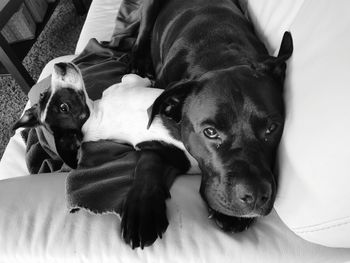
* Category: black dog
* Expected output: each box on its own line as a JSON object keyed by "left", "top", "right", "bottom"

{"left": 124, "top": 0, "right": 293, "bottom": 248}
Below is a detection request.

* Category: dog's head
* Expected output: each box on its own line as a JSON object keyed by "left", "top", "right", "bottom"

{"left": 13, "top": 62, "right": 90, "bottom": 169}
{"left": 149, "top": 32, "right": 293, "bottom": 218}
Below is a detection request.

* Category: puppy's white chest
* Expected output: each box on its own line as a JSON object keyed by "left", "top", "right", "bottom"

{"left": 83, "top": 84, "right": 171, "bottom": 146}
{"left": 95, "top": 98, "right": 160, "bottom": 146}
{"left": 81, "top": 78, "right": 200, "bottom": 174}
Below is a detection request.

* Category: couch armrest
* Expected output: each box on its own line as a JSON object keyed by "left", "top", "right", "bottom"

{"left": 75, "top": 0, "right": 122, "bottom": 54}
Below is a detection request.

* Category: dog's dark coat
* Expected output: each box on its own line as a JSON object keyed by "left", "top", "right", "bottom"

{"left": 123, "top": 0, "right": 293, "bottom": 248}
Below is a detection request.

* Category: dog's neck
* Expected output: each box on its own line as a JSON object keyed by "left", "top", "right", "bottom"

{"left": 83, "top": 88, "right": 94, "bottom": 113}
{"left": 81, "top": 98, "right": 103, "bottom": 140}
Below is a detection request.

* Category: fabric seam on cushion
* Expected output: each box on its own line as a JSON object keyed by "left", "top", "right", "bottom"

{"left": 292, "top": 216, "right": 350, "bottom": 234}
{"left": 291, "top": 0, "right": 308, "bottom": 26}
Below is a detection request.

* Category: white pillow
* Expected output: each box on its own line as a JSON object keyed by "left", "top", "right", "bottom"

{"left": 246, "top": 0, "right": 350, "bottom": 247}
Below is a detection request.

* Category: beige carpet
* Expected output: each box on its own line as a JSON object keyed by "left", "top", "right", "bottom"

{"left": 0, "top": 0, "right": 87, "bottom": 159}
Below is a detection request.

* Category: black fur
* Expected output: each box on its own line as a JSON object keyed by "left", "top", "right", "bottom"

{"left": 136, "top": 140, "right": 190, "bottom": 175}
{"left": 124, "top": 0, "right": 293, "bottom": 249}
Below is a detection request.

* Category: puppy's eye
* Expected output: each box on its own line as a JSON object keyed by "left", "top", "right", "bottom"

{"left": 203, "top": 127, "right": 219, "bottom": 139}
{"left": 59, "top": 103, "right": 70, "bottom": 113}
{"left": 40, "top": 93, "right": 44, "bottom": 99}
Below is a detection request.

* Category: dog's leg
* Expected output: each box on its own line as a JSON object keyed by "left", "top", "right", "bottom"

{"left": 129, "top": 0, "right": 164, "bottom": 77}
{"left": 121, "top": 150, "right": 179, "bottom": 249}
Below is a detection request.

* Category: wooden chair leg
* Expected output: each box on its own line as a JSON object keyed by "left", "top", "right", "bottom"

{"left": 0, "top": 34, "right": 34, "bottom": 94}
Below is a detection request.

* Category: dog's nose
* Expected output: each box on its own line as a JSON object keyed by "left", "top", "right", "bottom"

{"left": 236, "top": 181, "right": 271, "bottom": 208}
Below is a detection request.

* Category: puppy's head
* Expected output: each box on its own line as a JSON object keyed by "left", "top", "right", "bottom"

{"left": 148, "top": 32, "right": 293, "bottom": 219}
{"left": 13, "top": 62, "right": 90, "bottom": 169}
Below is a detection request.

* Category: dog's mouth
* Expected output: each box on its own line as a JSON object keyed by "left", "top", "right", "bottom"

{"left": 204, "top": 195, "right": 274, "bottom": 218}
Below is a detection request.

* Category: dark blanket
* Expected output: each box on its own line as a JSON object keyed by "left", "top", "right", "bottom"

{"left": 24, "top": 0, "right": 167, "bottom": 215}
{"left": 67, "top": 141, "right": 138, "bottom": 215}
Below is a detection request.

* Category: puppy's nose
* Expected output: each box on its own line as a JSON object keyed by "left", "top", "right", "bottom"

{"left": 54, "top": 62, "right": 79, "bottom": 76}
{"left": 54, "top": 62, "right": 68, "bottom": 76}
{"left": 236, "top": 181, "right": 271, "bottom": 208}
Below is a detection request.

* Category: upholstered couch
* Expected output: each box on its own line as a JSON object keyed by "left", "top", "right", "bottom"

{"left": 0, "top": 0, "right": 349, "bottom": 262}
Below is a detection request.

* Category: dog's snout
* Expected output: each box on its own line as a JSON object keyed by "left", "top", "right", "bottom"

{"left": 236, "top": 180, "right": 272, "bottom": 208}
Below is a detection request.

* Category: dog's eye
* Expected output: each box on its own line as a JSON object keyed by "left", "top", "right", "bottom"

{"left": 264, "top": 123, "right": 279, "bottom": 142}
{"left": 203, "top": 127, "right": 219, "bottom": 139}
{"left": 59, "top": 103, "right": 70, "bottom": 113}
{"left": 265, "top": 123, "right": 277, "bottom": 135}
{"left": 40, "top": 93, "right": 44, "bottom": 99}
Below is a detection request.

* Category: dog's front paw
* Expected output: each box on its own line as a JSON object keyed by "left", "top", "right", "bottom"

{"left": 209, "top": 210, "right": 255, "bottom": 233}
{"left": 121, "top": 186, "right": 170, "bottom": 249}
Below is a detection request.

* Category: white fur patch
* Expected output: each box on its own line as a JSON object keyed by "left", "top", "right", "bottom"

{"left": 82, "top": 74, "right": 199, "bottom": 174}
{"left": 40, "top": 77, "right": 58, "bottom": 124}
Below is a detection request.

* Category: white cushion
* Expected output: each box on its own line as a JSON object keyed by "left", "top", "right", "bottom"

{"left": 247, "top": 0, "right": 350, "bottom": 247}
{"left": 245, "top": 0, "right": 305, "bottom": 55}
{"left": 75, "top": 0, "right": 122, "bottom": 54}
{"left": 0, "top": 129, "right": 28, "bottom": 180}
{"left": 0, "top": 173, "right": 349, "bottom": 262}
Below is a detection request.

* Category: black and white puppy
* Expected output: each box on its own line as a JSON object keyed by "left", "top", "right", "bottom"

{"left": 13, "top": 62, "right": 198, "bottom": 173}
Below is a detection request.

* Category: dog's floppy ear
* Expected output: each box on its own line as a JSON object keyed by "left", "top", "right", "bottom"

{"left": 12, "top": 104, "right": 40, "bottom": 131}
{"left": 259, "top": 31, "right": 293, "bottom": 84}
{"left": 54, "top": 130, "right": 82, "bottom": 169}
{"left": 147, "top": 80, "right": 197, "bottom": 128}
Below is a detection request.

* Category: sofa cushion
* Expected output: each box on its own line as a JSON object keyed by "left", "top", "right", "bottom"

{"left": 0, "top": 130, "right": 28, "bottom": 180}
{"left": 247, "top": 0, "right": 350, "bottom": 247}
{"left": 245, "top": 0, "right": 305, "bottom": 54}
{"left": 75, "top": 0, "right": 122, "bottom": 54}
{"left": 0, "top": 173, "right": 349, "bottom": 262}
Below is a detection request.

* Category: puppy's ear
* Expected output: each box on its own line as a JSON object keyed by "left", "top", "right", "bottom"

{"left": 147, "top": 80, "right": 197, "bottom": 128}
{"left": 54, "top": 130, "right": 82, "bottom": 169}
{"left": 259, "top": 31, "right": 293, "bottom": 84}
{"left": 12, "top": 104, "right": 40, "bottom": 131}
